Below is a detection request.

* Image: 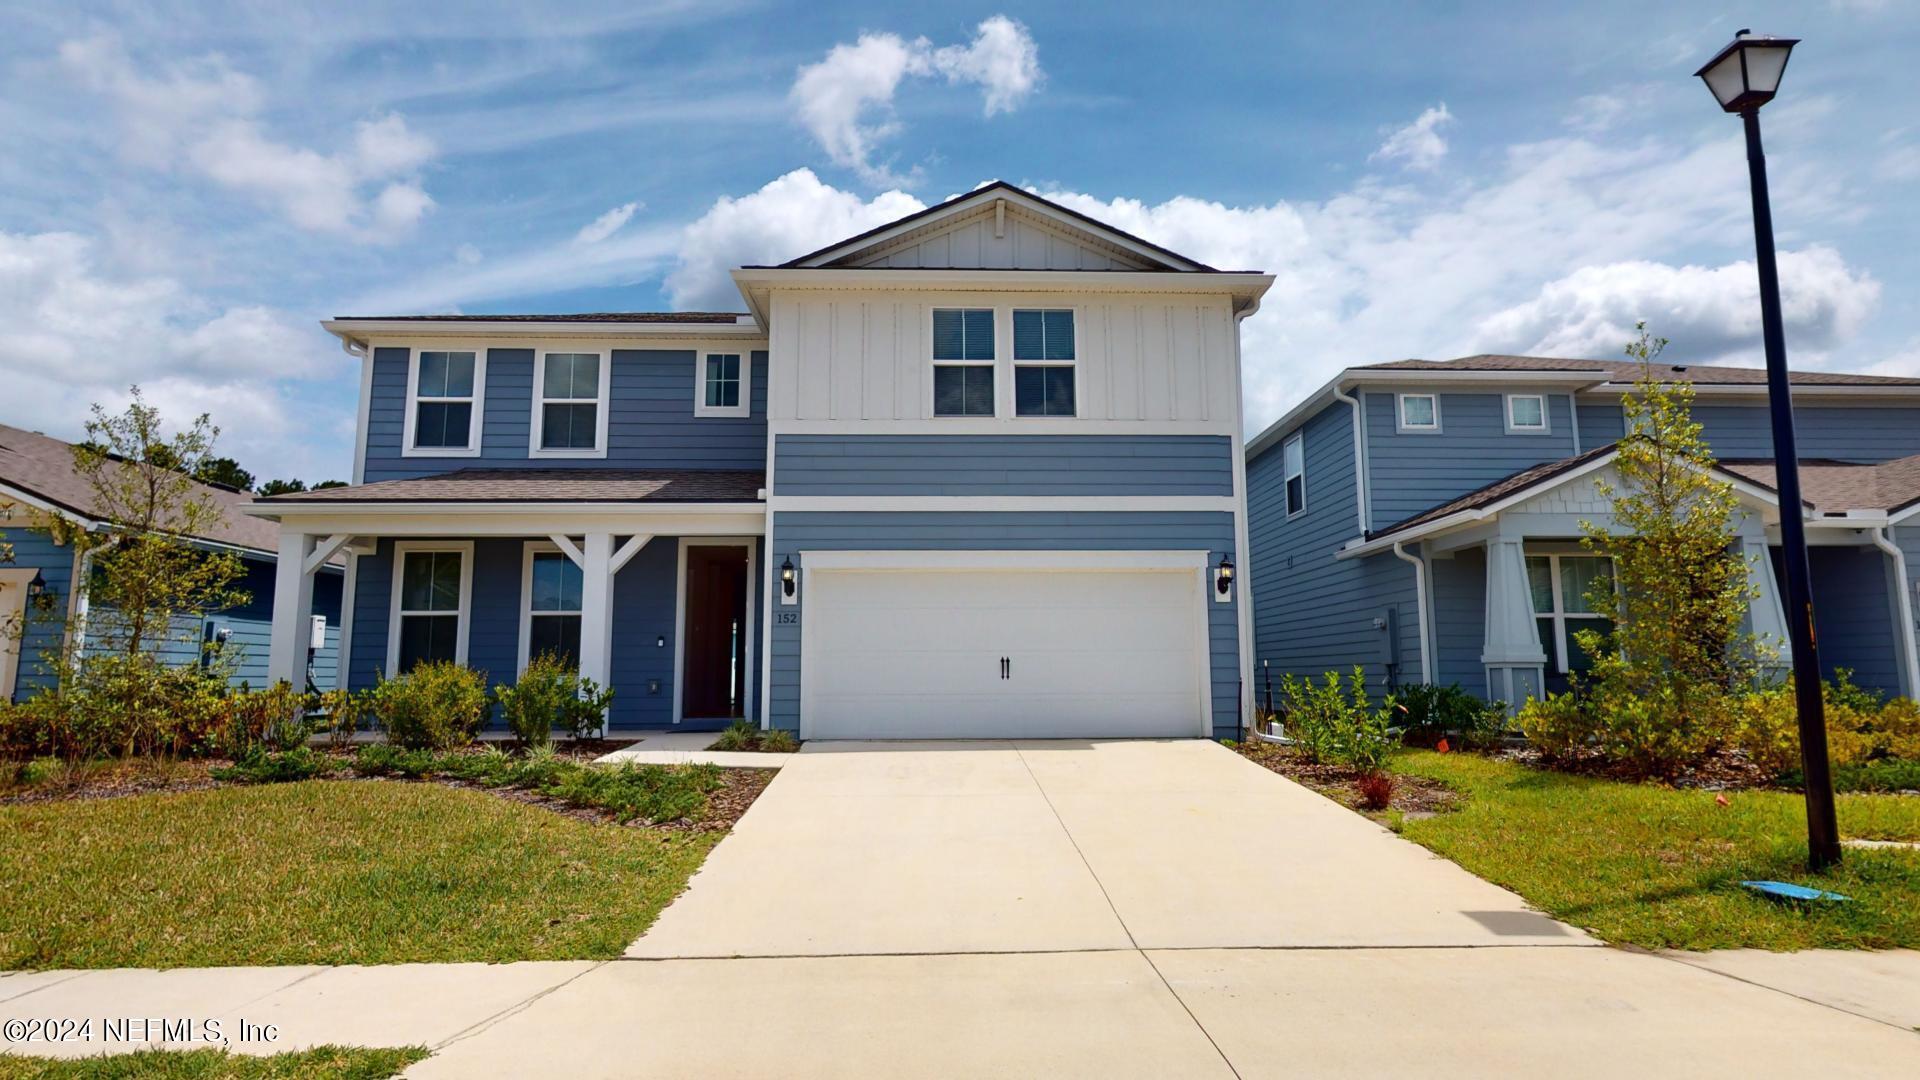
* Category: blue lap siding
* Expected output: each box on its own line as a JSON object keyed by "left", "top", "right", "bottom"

{"left": 363, "top": 347, "right": 768, "bottom": 482}
{"left": 772, "top": 435, "right": 1234, "bottom": 496}
{"left": 1364, "top": 390, "right": 1579, "bottom": 530}
{"left": 767, "top": 510, "right": 1242, "bottom": 739}
{"left": 1791, "top": 545, "right": 1903, "bottom": 697}
{"left": 1576, "top": 403, "right": 1920, "bottom": 462}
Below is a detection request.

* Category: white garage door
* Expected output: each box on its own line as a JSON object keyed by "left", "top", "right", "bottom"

{"left": 802, "top": 565, "right": 1207, "bottom": 739}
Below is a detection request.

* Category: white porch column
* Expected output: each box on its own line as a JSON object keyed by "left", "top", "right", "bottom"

{"left": 267, "top": 530, "right": 316, "bottom": 686}
{"left": 575, "top": 532, "right": 616, "bottom": 691}
{"left": 1742, "top": 534, "right": 1793, "bottom": 672}
{"left": 1482, "top": 538, "right": 1547, "bottom": 708}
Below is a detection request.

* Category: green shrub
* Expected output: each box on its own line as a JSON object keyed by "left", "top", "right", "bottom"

{"left": 1826, "top": 757, "right": 1920, "bottom": 793}
{"left": 758, "top": 728, "right": 798, "bottom": 753}
{"left": 2, "top": 654, "right": 232, "bottom": 761}
{"left": 1515, "top": 691, "right": 1592, "bottom": 759}
{"left": 211, "top": 746, "right": 330, "bottom": 784}
{"left": 711, "top": 718, "right": 758, "bottom": 751}
{"left": 1734, "top": 678, "right": 1920, "bottom": 779}
{"left": 352, "top": 742, "right": 437, "bottom": 778}
{"left": 1280, "top": 666, "right": 1398, "bottom": 771}
{"left": 541, "top": 761, "right": 722, "bottom": 824}
{"left": 1395, "top": 683, "right": 1506, "bottom": 748}
{"left": 494, "top": 654, "right": 614, "bottom": 747}
{"left": 363, "top": 662, "right": 490, "bottom": 750}
{"left": 220, "top": 680, "right": 321, "bottom": 758}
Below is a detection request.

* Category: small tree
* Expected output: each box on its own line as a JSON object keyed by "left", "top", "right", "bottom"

{"left": 1571, "top": 325, "right": 1761, "bottom": 771}
{"left": 194, "top": 456, "right": 256, "bottom": 491}
{"left": 46, "top": 388, "right": 250, "bottom": 661}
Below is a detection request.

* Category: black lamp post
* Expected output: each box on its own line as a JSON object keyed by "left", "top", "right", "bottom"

{"left": 1695, "top": 30, "right": 1840, "bottom": 870}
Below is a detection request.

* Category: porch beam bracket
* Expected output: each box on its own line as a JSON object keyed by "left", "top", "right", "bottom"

{"left": 547, "top": 534, "right": 586, "bottom": 569}
{"left": 609, "top": 534, "right": 653, "bottom": 575}
{"left": 302, "top": 533, "right": 354, "bottom": 576}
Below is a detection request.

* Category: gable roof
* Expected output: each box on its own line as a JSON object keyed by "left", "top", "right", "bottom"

{"left": 1359, "top": 354, "right": 1920, "bottom": 387}
{"left": 770, "top": 181, "right": 1229, "bottom": 273}
{"left": 1366, "top": 443, "right": 1622, "bottom": 542}
{"left": 1720, "top": 454, "right": 1920, "bottom": 517}
{"left": 0, "top": 423, "right": 282, "bottom": 556}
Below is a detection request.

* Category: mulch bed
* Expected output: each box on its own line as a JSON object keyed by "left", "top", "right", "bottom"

{"left": 0, "top": 738, "right": 776, "bottom": 832}
{"left": 1491, "top": 745, "right": 1775, "bottom": 791}
{"left": 1235, "top": 740, "right": 1460, "bottom": 816}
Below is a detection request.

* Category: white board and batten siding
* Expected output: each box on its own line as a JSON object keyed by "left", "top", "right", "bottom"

{"left": 847, "top": 209, "right": 1151, "bottom": 271}
{"left": 766, "top": 291, "right": 1242, "bottom": 429}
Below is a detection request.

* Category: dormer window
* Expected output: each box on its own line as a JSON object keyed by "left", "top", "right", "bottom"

{"left": 1506, "top": 394, "right": 1548, "bottom": 433}
{"left": 696, "top": 353, "right": 750, "bottom": 418}
{"left": 531, "top": 351, "right": 609, "bottom": 457}
{"left": 1397, "top": 393, "right": 1440, "bottom": 433}
{"left": 404, "top": 349, "right": 484, "bottom": 457}
{"left": 932, "top": 308, "right": 996, "bottom": 417}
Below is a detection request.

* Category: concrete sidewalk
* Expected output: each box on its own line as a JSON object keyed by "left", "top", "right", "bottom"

{"left": 593, "top": 730, "right": 790, "bottom": 768}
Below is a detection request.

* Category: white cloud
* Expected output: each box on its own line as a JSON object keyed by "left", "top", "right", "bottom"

{"left": 789, "top": 16, "right": 1041, "bottom": 185}
{"left": 575, "top": 202, "right": 641, "bottom": 245}
{"left": 1472, "top": 247, "right": 1881, "bottom": 360}
{"left": 0, "top": 230, "right": 344, "bottom": 478}
{"left": 1370, "top": 104, "right": 1454, "bottom": 171}
{"left": 667, "top": 169, "right": 925, "bottom": 308}
{"left": 60, "top": 34, "right": 437, "bottom": 241}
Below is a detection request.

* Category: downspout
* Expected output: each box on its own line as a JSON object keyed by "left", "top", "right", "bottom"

{"left": 1332, "top": 386, "right": 1368, "bottom": 534}
{"left": 1871, "top": 526, "right": 1920, "bottom": 699}
{"left": 1392, "top": 540, "right": 1433, "bottom": 685}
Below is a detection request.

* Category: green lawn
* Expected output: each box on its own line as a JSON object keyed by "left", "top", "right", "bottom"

{"left": 1392, "top": 750, "right": 1920, "bottom": 950}
{"left": 0, "top": 1046, "right": 425, "bottom": 1079}
{"left": 1, "top": 781, "right": 717, "bottom": 970}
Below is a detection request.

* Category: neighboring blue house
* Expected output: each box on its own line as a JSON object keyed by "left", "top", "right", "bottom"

{"left": 1245, "top": 356, "right": 1920, "bottom": 707}
{"left": 0, "top": 423, "right": 344, "bottom": 701}
{"left": 253, "top": 183, "right": 1272, "bottom": 738}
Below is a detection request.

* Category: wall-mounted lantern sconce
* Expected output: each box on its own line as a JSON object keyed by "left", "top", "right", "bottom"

{"left": 1214, "top": 555, "right": 1234, "bottom": 603}
{"left": 26, "top": 570, "right": 54, "bottom": 613}
{"left": 780, "top": 556, "right": 798, "bottom": 604}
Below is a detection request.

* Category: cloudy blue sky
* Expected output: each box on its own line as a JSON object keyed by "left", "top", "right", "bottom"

{"left": 3, "top": 0, "right": 1915, "bottom": 484}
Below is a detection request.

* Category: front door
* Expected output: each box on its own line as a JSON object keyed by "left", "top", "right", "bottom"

{"left": 683, "top": 545, "right": 749, "bottom": 719}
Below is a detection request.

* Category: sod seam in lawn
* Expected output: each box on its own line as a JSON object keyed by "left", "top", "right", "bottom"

{"left": 1390, "top": 750, "right": 1920, "bottom": 951}
{"left": 0, "top": 1045, "right": 426, "bottom": 1080}
{"left": 1, "top": 781, "right": 718, "bottom": 970}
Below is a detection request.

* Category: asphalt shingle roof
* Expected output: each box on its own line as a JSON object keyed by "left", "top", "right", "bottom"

{"left": 1720, "top": 454, "right": 1920, "bottom": 516}
{"left": 259, "top": 468, "right": 766, "bottom": 504}
{"left": 329, "top": 312, "right": 751, "bottom": 324}
{"left": 1366, "top": 444, "right": 1620, "bottom": 541}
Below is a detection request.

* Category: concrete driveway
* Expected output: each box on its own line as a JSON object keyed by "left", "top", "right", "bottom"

{"left": 412, "top": 741, "right": 1920, "bottom": 1078}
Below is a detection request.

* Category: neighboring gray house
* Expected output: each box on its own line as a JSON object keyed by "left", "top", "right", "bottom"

{"left": 0, "top": 423, "right": 344, "bottom": 701}
{"left": 1245, "top": 356, "right": 1920, "bottom": 706}
{"left": 251, "top": 184, "right": 1273, "bottom": 738}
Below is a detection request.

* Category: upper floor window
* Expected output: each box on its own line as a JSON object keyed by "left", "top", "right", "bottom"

{"left": 1397, "top": 393, "right": 1439, "bottom": 433}
{"left": 696, "top": 353, "right": 750, "bottom": 418}
{"left": 932, "top": 308, "right": 995, "bottom": 417}
{"left": 406, "top": 350, "right": 483, "bottom": 456}
{"left": 1282, "top": 432, "right": 1306, "bottom": 517}
{"left": 1012, "top": 309, "right": 1076, "bottom": 417}
{"left": 1506, "top": 394, "right": 1548, "bottom": 433}
{"left": 532, "top": 351, "right": 608, "bottom": 457}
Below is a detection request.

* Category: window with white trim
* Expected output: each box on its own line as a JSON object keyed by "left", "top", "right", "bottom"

{"left": 393, "top": 547, "right": 468, "bottom": 671}
{"left": 1506, "top": 393, "right": 1548, "bottom": 433}
{"left": 524, "top": 548, "right": 583, "bottom": 669}
{"left": 532, "top": 351, "right": 607, "bottom": 455}
{"left": 1012, "top": 309, "right": 1076, "bottom": 417}
{"left": 1397, "top": 393, "right": 1439, "bottom": 432}
{"left": 1282, "top": 432, "right": 1306, "bottom": 517}
{"left": 1527, "top": 553, "right": 1614, "bottom": 674}
{"left": 695, "top": 353, "right": 749, "bottom": 418}
{"left": 932, "top": 308, "right": 995, "bottom": 417}
{"left": 408, "top": 350, "right": 481, "bottom": 453}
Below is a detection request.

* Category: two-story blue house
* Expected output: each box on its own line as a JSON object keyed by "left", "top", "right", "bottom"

{"left": 1245, "top": 355, "right": 1920, "bottom": 709}
{"left": 252, "top": 184, "right": 1272, "bottom": 739}
{"left": 0, "top": 423, "right": 344, "bottom": 700}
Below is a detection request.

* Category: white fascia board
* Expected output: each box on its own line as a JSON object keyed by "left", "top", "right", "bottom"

{"left": 321, "top": 319, "right": 764, "bottom": 341}
{"left": 244, "top": 500, "right": 763, "bottom": 519}
{"left": 1246, "top": 377, "right": 1344, "bottom": 460}
{"left": 1891, "top": 501, "right": 1920, "bottom": 525}
{"left": 0, "top": 481, "right": 96, "bottom": 528}
{"left": 799, "top": 549, "right": 1209, "bottom": 572}
{"left": 768, "top": 495, "right": 1238, "bottom": 513}
{"left": 730, "top": 267, "right": 1274, "bottom": 312}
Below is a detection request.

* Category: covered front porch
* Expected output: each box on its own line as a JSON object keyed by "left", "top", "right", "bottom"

{"left": 248, "top": 470, "right": 768, "bottom": 731}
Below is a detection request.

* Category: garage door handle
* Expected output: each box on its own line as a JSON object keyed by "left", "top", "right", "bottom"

{"left": 1000, "top": 656, "right": 1009, "bottom": 680}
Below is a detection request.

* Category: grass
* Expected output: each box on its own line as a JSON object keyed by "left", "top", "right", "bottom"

{"left": 0, "top": 1046, "right": 426, "bottom": 1079}
{"left": 1391, "top": 750, "right": 1920, "bottom": 950}
{"left": 0, "top": 781, "right": 718, "bottom": 970}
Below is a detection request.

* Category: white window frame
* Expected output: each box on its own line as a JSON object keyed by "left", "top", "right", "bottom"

{"left": 386, "top": 541, "right": 475, "bottom": 673}
{"left": 1282, "top": 432, "right": 1306, "bottom": 518}
{"left": 1505, "top": 393, "right": 1550, "bottom": 434}
{"left": 694, "top": 352, "right": 752, "bottom": 419}
{"left": 929, "top": 307, "right": 998, "bottom": 419}
{"left": 402, "top": 347, "right": 487, "bottom": 458}
{"left": 529, "top": 349, "right": 611, "bottom": 458}
{"left": 1396, "top": 392, "right": 1440, "bottom": 433}
{"left": 1010, "top": 307, "right": 1079, "bottom": 419}
{"left": 518, "top": 541, "right": 583, "bottom": 675}
{"left": 1527, "top": 551, "right": 1613, "bottom": 675}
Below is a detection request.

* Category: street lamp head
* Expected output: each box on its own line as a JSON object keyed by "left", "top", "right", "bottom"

{"left": 1695, "top": 29, "right": 1798, "bottom": 113}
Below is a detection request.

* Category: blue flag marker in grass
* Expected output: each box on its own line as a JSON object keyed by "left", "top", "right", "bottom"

{"left": 1740, "top": 880, "right": 1851, "bottom": 903}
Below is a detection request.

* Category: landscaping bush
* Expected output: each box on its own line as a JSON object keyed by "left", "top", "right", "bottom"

{"left": 211, "top": 746, "right": 331, "bottom": 784}
{"left": 1825, "top": 757, "right": 1920, "bottom": 794}
{"left": 0, "top": 654, "right": 232, "bottom": 761}
{"left": 1733, "top": 673, "right": 1920, "bottom": 780}
{"left": 362, "top": 662, "right": 490, "bottom": 750}
{"left": 540, "top": 761, "right": 721, "bottom": 824}
{"left": 1395, "top": 683, "right": 1506, "bottom": 748}
{"left": 352, "top": 743, "right": 438, "bottom": 779}
{"left": 1354, "top": 770, "right": 1395, "bottom": 810}
{"left": 219, "top": 680, "right": 325, "bottom": 758}
{"left": 710, "top": 718, "right": 797, "bottom": 753}
{"left": 494, "top": 653, "right": 614, "bottom": 748}
{"left": 759, "top": 728, "right": 798, "bottom": 754}
{"left": 1280, "top": 666, "right": 1399, "bottom": 770}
